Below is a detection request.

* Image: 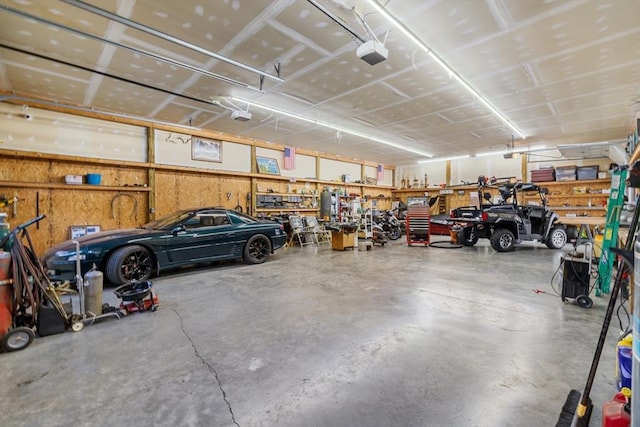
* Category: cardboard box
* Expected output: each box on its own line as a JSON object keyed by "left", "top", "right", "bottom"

{"left": 331, "top": 230, "right": 355, "bottom": 250}
{"left": 65, "top": 175, "right": 83, "bottom": 185}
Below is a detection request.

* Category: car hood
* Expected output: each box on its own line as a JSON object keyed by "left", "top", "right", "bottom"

{"left": 44, "top": 228, "right": 156, "bottom": 254}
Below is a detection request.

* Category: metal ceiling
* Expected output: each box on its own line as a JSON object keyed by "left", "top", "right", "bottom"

{"left": 0, "top": 0, "right": 638, "bottom": 165}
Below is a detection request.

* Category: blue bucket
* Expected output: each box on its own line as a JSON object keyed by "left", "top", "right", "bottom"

{"left": 86, "top": 174, "right": 101, "bottom": 185}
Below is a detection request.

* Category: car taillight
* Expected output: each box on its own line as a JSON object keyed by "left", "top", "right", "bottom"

{"left": 481, "top": 212, "right": 488, "bottom": 221}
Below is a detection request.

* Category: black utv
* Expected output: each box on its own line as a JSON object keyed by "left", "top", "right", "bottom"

{"left": 452, "top": 182, "right": 569, "bottom": 252}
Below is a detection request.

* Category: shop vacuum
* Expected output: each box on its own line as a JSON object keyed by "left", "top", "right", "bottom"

{"left": 560, "top": 248, "right": 594, "bottom": 309}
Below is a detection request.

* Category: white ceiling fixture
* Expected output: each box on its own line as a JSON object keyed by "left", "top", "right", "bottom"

{"left": 366, "top": 0, "right": 527, "bottom": 140}
{"left": 211, "top": 98, "right": 253, "bottom": 122}
{"left": 233, "top": 97, "right": 433, "bottom": 158}
{"left": 352, "top": 8, "right": 389, "bottom": 65}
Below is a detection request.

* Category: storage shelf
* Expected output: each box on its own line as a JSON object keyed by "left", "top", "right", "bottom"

{"left": 256, "top": 192, "right": 316, "bottom": 197}
{"left": 255, "top": 208, "right": 319, "bottom": 212}
{"left": 549, "top": 206, "right": 606, "bottom": 211}
{"left": 533, "top": 179, "right": 610, "bottom": 186}
{"left": 0, "top": 180, "right": 151, "bottom": 192}
{"left": 546, "top": 194, "right": 608, "bottom": 198}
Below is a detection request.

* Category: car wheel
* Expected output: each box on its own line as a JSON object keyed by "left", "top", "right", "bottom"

{"left": 388, "top": 227, "right": 401, "bottom": 240}
{"left": 243, "top": 234, "right": 271, "bottom": 264}
{"left": 105, "top": 245, "right": 153, "bottom": 284}
{"left": 546, "top": 226, "right": 568, "bottom": 249}
{"left": 461, "top": 226, "right": 479, "bottom": 247}
{"left": 2, "top": 327, "right": 35, "bottom": 352}
{"left": 490, "top": 229, "right": 515, "bottom": 252}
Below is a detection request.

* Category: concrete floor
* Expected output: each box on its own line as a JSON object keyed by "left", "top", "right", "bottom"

{"left": 0, "top": 236, "right": 626, "bottom": 427}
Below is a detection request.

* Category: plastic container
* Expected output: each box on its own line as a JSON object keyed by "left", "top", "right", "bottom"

{"left": 616, "top": 334, "right": 632, "bottom": 391}
{"left": 601, "top": 391, "right": 630, "bottom": 427}
{"left": 86, "top": 173, "right": 101, "bottom": 185}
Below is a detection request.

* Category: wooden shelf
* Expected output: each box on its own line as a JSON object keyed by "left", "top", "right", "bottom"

{"left": 533, "top": 179, "right": 610, "bottom": 186}
{"left": 255, "top": 208, "right": 319, "bottom": 212}
{"left": 0, "top": 180, "right": 151, "bottom": 192}
{"left": 546, "top": 194, "right": 608, "bottom": 198}
{"left": 549, "top": 206, "right": 606, "bottom": 211}
{"left": 392, "top": 188, "right": 439, "bottom": 193}
{"left": 256, "top": 192, "right": 316, "bottom": 197}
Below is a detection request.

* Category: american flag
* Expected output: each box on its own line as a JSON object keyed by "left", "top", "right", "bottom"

{"left": 377, "top": 164, "right": 384, "bottom": 182}
{"left": 284, "top": 146, "right": 295, "bottom": 170}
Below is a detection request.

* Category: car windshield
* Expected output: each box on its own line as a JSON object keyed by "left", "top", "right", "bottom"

{"left": 142, "top": 210, "right": 194, "bottom": 230}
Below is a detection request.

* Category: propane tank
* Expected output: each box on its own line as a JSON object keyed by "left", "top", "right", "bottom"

{"left": 83, "top": 265, "right": 104, "bottom": 316}
{"left": 320, "top": 188, "right": 332, "bottom": 220}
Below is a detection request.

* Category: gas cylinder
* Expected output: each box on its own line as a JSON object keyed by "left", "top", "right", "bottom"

{"left": 0, "top": 251, "right": 12, "bottom": 336}
{"left": 83, "top": 267, "right": 104, "bottom": 316}
{"left": 602, "top": 389, "right": 630, "bottom": 427}
{"left": 320, "top": 188, "right": 332, "bottom": 220}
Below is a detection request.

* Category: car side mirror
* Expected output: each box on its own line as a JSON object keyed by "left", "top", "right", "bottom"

{"left": 483, "top": 192, "right": 492, "bottom": 201}
{"left": 541, "top": 187, "right": 549, "bottom": 195}
{"left": 172, "top": 224, "right": 186, "bottom": 235}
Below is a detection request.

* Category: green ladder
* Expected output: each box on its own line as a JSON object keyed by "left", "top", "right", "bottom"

{"left": 596, "top": 166, "right": 628, "bottom": 295}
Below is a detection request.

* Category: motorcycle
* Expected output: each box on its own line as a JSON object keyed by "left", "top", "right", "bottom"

{"left": 379, "top": 210, "right": 403, "bottom": 240}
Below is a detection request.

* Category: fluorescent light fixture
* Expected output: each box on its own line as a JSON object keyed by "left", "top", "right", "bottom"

{"left": 232, "top": 97, "right": 433, "bottom": 158}
{"left": 366, "top": 0, "right": 526, "bottom": 140}
{"left": 418, "top": 155, "right": 470, "bottom": 164}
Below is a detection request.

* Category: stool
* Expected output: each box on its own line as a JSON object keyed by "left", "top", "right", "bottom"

{"left": 358, "top": 240, "right": 373, "bottom": 251}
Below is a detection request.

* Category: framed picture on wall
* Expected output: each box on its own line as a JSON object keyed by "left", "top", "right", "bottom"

{"left": 256, "top": 156, "right": 280, "bottom": 175}
{"left": 192, "top": 138, "right": 222, "bottom": 162}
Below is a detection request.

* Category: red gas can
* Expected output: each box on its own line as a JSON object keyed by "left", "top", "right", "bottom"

{"left": 602, "top": 391, "right": 630, "bottom": 427}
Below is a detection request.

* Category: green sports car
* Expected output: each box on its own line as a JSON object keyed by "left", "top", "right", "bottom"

{"left": 43, "top": 208, "right": 287, "bottom": 284}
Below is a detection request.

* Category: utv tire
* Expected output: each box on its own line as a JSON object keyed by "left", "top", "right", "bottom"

{"left": 244, "top": 234, "right": 271, "bottom": 264}
{"left": 460, "top": 226, "right": 479, "bottom": 247}
{"left": 546, "top": 226, "right": 568, "bottom": 249}
{"left": 490, "top": 229, "right": 515, "bottom": 252}
{"left": 106, "top": 245, "right": 153, "bottom": 285}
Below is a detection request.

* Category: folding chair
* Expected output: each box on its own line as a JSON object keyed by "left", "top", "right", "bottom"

{"left": 304, "top": 216, "right": 331, "bottom": 244}
{"left": 287, "top": 215, "right": 317, "bottom": 246}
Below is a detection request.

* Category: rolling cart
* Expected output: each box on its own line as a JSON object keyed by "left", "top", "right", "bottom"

{"left": 406, "top": 205, "right": 431, "bottom": 246}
